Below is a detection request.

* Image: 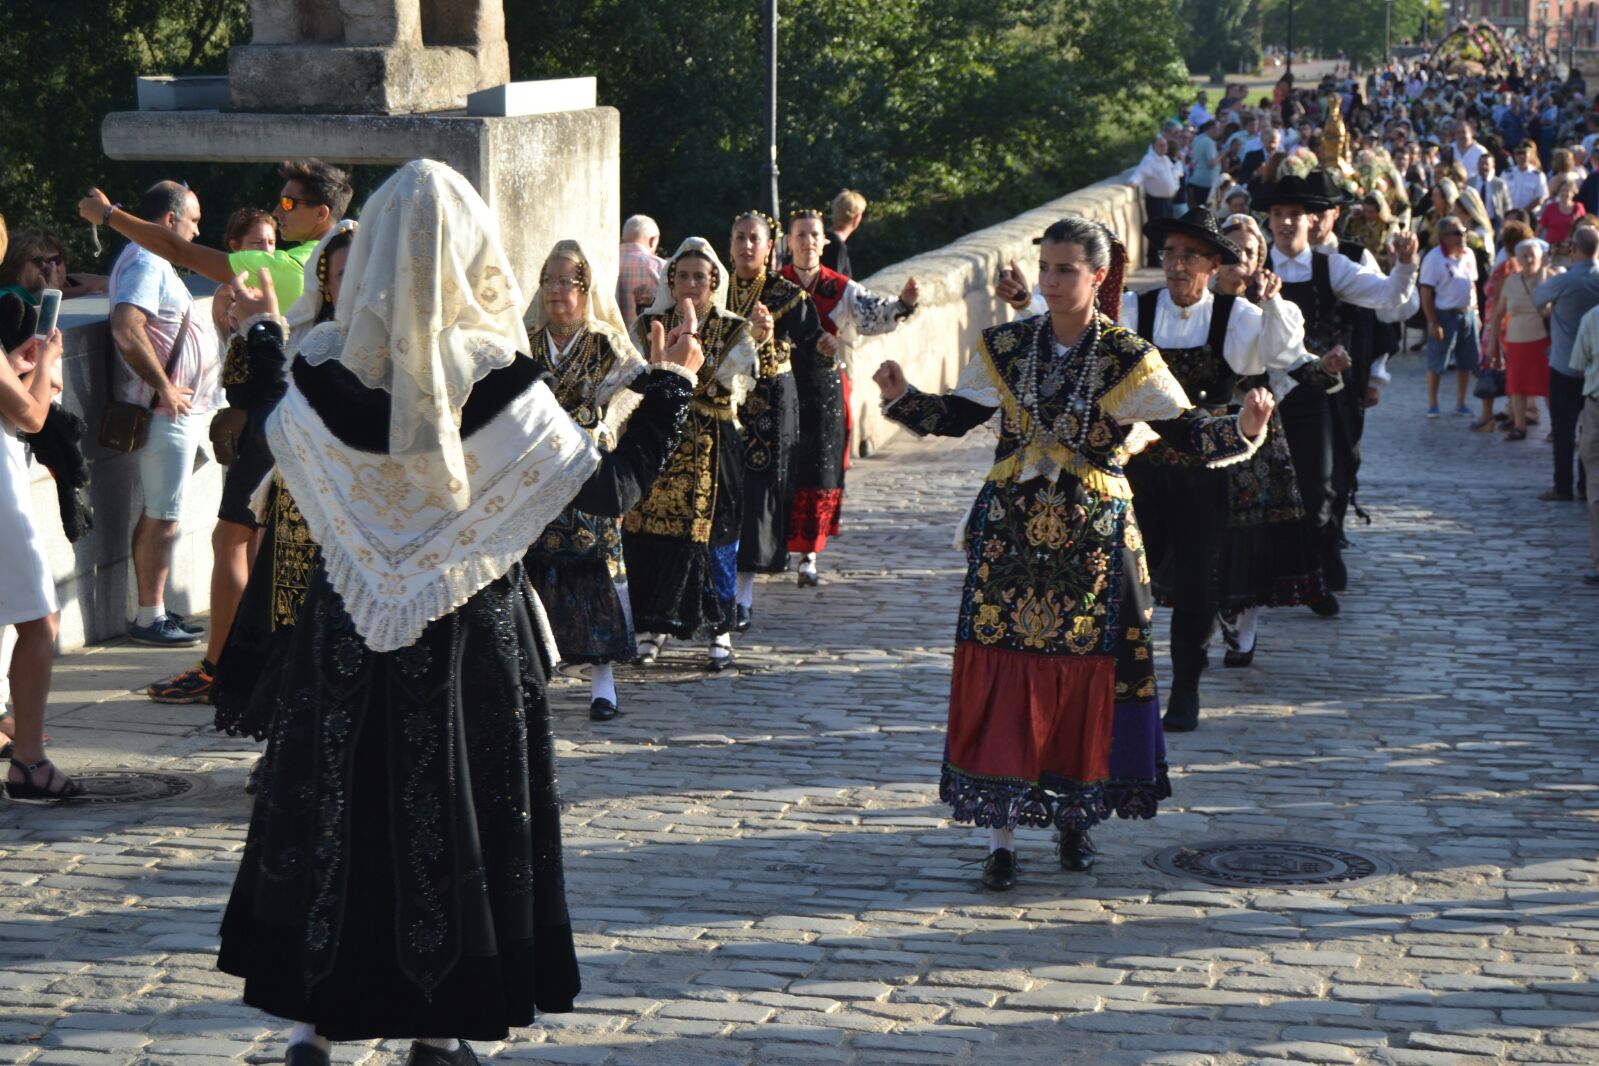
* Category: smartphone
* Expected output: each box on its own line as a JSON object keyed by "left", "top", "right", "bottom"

{"left": 34, "top": 288, "right": 62, "bottom": 339}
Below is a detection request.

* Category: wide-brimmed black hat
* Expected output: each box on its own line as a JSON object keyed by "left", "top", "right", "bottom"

{"left": 1255, "top": 170, "right": 1355, "bottom": 211}
{"left": 1143, "top": 207, "right": 1243, "bottom": 265}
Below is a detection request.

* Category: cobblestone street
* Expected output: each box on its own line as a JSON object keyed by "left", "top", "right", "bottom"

{"left": 2, "top": 353, "right": 1597, "bottom": 1066}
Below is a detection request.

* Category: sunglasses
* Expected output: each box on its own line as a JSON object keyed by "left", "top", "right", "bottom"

{"left": 28, "top": 255, "right": 64, "bottom": 270}
{"left": 278, "top": 195, "right": 323, "bottom": 213}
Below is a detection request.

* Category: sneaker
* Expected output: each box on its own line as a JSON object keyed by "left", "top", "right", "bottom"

{"left": 1426, "top": 405, "right": 1441, "bottom": 418}
{"left": 147, "top": 660, "right": 215, "bottom": 704}
{"left": 129, "top": 615, "right": 202, "bottom": 647}
{"left": 165, "top": 611, "right": 205, "bottom": 637}
{"left": 1453, "top": 404, "right": 1472, "bottom": 417}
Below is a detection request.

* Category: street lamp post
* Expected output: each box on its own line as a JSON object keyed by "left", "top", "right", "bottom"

{"left": 761, "top": 0, "right": 780, "bottom": 229}
{"left": 1385, "top": 0, "right": 1393, "bottom": 63}
{"left": 1286, "top": 0, "right": 1294, "bottom": 76}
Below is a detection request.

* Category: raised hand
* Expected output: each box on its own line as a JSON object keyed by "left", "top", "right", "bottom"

{"left": 229, "top": 268, "right": 280, "bottom": 321}
{"left": 749, "top": 300, "right": 774, "bottom": 343}
{"left": 900, "top": 277, "right": 921, "bottom": 308}
{"left": 77, "top": 187, "right": 113, "bottom": 225}
{"left": 1239, "top": 386, "right": 1275, "bottom": 439}
{"left": 1257, "top": 270, "right": 1282, "bottom": 301}
{"left": 872, "top": 359, "right": 909, "bottom": 402}
{"left": 651, "top": 300, "right": 705, "bottom": 375}
{"left": 1390, "top": 230, "right": 1420, "bottom": 264}
{"left": 996, "top": 259, "right": 1031, "bottom": 310}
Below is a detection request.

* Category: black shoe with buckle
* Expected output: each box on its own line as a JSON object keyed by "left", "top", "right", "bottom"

{"left": 796, "top": 569, "right": 820, "bottom": 588}
{"left": 707, "top": 647, "right": 735, "bottom": 672}
{"left": 284, "top": 1044, "right": 331, "bottom": 1066}
{"left": 1057, "top": 830, "right": 1096, "bottom": 872}
{"left": 404, "top": 1042, "right": 479, "bottom": 1066}
{"left": 589, "top": 698, "right": 619, "bottom": 722}
{"left": 734, "top": 604, "right": 752, "bottom": 632}
{"left": 1308, "top": 593, "right": 1340, "bottom": 617}
{"left": 980, "top": 848, "right": 1017, "bottom": 891}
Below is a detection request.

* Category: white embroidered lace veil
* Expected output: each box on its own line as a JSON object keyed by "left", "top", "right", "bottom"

{"left": 296, "top": 160, "right": 527, "bottom": 511}
{"left": 633, "top": 237, "right": 731, "bottom": 342}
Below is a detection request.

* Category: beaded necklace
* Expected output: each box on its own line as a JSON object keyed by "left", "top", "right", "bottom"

{"left": 1013, "top": 313, "right": 1107, "bottom": 453}
{"left": 728, "top": 269, "right": 767, "bottom": 318}
{"left": 542, "top": 326, "right": 604, "bottom": 425}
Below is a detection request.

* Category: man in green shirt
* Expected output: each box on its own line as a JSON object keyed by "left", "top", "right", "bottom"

{"left": 77, "top": 158, "right": 353, "bottom": 307}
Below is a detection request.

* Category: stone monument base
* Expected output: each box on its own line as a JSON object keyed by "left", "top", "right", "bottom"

{"left": 229, "top": 42, "right": 508, "bottom": 114}
{"left": 100, "top": 106, "right": 621, "bottom": 302}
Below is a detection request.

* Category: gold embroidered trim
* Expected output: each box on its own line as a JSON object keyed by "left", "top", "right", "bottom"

{"left": 985, "top": 443, "right": 1133, "bottom": 499}
{"left": 1098, "top": 350, "right": 1171, "bottom": 415}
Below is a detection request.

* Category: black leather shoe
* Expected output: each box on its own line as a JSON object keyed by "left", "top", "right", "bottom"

{"left": 1162, "top": 686, "right": 1200, "bottom": 732}
{"left": 285, "top": 1044, "right": 331, "bottom": 1066}
{"left": 404, "top": 1042, "right": 479, "bottom": 1066}
{"left": 1223, "top": 637, "right": 1256, "bottom": 668}
{"left": 980, "top": 848, "right": 1016, "bottom": 891}
{"left": 1322, "top": 552, "right": 1348, "bottom": 593}
{"left": 707, "top": 648, "right": 736, "bottom": 672}
{"left": 589, "top": 698, "right": 619, "bottom": 721}
{"left": 796, "top": 569, "right": 821, "bottom": 588}
{"left": 1308, "top": 594, "right": 1341, "bottom": 617}
{"left": 734, "top": 604, "right": 752, "bottom": 632}
{"left": 1057, "top": 830, "right": 1097, "bottom": 872}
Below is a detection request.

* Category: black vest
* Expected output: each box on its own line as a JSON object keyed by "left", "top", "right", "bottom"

{"left": 1135, "top": 289, "right": 1238, "bottom": 411}
{"left": 1277, "top": 249, "right": 1354, "bottom": 358}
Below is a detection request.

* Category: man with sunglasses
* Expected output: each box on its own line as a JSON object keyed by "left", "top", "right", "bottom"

{"left": 78, "top": 159, "right": 352, "bottom": 309}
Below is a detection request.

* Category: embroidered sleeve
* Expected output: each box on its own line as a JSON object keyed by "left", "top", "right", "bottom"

{"left": 1101, "top": 351, "right": 1191, "bottom": 426}
{"left": 845, "top": 279, "right": 908, "bottom": 336}
{"left": 716, "top": 330, "right": 759, "bottom": 410}
{"left": 882, "top": 385, "right": 996, "bottom": 437}
{"left": 1145, "top": 408, "right": 1266, "bottom": 468}
{"left": 226, "top": 320, "right": 290, "bottom": 410}
{"left": 950, "top": 350, "right": 1002, "bottom": 407}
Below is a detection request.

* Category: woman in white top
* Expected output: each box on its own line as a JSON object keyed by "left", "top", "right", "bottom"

{"left": 0, "top": 216, "right": 78, "bottom": 800}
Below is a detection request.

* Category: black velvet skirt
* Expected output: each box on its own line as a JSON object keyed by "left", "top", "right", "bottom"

{"left": 216, "top": 564, "right": 580, "bottom": 1040}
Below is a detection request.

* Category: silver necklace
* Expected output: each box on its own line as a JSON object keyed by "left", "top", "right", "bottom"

{"left": 1015, "top": 315, "right": 1105, "bottom": 450}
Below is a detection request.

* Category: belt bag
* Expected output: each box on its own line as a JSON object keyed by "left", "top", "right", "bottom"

{"left": 97, "top": 303, "right": 192, "bottom": 453}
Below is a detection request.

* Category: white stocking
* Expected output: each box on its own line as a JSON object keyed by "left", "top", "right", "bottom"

{"left": 1234, "top": 606, "right": 1260, "bottom": 654}
{"left": 735, "top": 572, "right": 756, "bottom": 608}
{"left": 988, "top": 827, "right": 1015, "bottom": 854}
{"left": 287, "top": 1023, "right": 329, "bottom": 1053}
{"left": 798, "top": 552, "right": 818, "bottom": 576}
{"left": 590, "top": 663, "right": 617, "bottom": 705}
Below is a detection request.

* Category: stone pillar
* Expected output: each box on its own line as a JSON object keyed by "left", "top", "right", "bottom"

{"left": 340, "top": 0, "right": 423, "bottom": 47}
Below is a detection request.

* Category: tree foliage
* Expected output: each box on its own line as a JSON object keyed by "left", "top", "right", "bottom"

{"left": 1180, "top": 0, "right": 1263, "bottom": 81}
{"left": 508, "top": 0, "right": 1189, "bottom": 274}
{"left": 0, "top": 1, "right": 264, "bottom": 262}
{"left": 1260, "top": 0, "right": 1446, "bottom": 68}
{"left": 0, "top": 1, "right": 1188, "bottom": 279}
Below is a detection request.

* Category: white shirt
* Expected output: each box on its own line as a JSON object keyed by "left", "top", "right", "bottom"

{"left": 1188, "top": 103, "right": 1212, "bottom": 126}
{"left": 1507, "top": 165, "right": 1550, "bottom": 211}
{"left": 1455, "top": 141, "right": 1486, "bottom": 175}
{"left": 1268, "top": 243, "right": 1418, "bottom": 312}
{"left": 1131, "top": 147, "right": 1184, "bottom": 198}
{"left": 1117, "top": 289, "right": 1304, "bottom": 391}
{"left": 1419, "top": 245, "right": 1478, "bottom": 311}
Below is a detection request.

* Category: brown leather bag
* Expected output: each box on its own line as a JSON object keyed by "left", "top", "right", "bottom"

{"left": 97, "top": 302, "right": 192, "bottom": 453}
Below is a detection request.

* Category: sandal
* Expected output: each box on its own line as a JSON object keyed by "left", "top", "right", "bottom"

{"left": 0, "top": 709, "right": 46, "bottom": 760}
{"left": 1504, "top": 428, "right": 1527, "bottom": 441}
{"left": 6, "top": 758, "right": 84, "bottom": 801}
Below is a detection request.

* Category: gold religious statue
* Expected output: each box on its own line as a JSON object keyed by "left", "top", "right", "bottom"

{"left": 1318, "top": 94, "right": 1355, "bottom": 178}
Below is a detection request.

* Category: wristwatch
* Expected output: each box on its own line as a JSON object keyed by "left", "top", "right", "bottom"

{"left": 102, "top": 203, "right": 119, "bottom": 226}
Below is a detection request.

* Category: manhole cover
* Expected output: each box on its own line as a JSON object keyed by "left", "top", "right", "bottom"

{"left": 23, "top": 770, "right": 201, "bottom": 806}
{"left": 1145, "top": 839, "right": 1396, "bottom": 888}
{"left": 553, "top": 649, "right": 765, "bottom": 685}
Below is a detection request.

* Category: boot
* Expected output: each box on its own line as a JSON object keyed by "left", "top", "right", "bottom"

{"left": 1320, "top": 526, "right": 1348, "bottom": 593}
{"left": 1162, "top": 609, "right": 1211, "bottom": 733}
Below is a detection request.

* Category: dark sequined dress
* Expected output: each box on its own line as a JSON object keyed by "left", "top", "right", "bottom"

{"left": 214, "top": 334, "right": 693, "bottom": 1040}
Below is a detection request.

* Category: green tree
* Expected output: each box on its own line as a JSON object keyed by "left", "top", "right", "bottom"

{"left": 508, "top": 0, "right": 1190, "bottom": 274}
{"left": 0, "top": 1, "right": 269, "bottom": 265}
{"left": 1181, "top": 0, "right": 1263, "bottom": 82}
{"left": 1261, "top": 0, "right": 1444, "bottom": 67}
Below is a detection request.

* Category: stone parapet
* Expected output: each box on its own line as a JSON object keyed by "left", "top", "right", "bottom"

{"left": 842, "top": 175, "right": 1146, "bottom": 456}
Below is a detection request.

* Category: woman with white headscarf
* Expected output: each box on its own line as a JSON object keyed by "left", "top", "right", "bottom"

{"left": 623, "top": 237, "right": 757, "bottom": 671}
{"left": 521, "top": 239, "right": 647, "bottom": 722}
{"left": 212, "top": 161, "right": 703, "bottom": 1066}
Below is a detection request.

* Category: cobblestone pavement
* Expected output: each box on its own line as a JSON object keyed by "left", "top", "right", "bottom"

{"left": 2, "top": 354, "right": 1597, "bottom": 1066}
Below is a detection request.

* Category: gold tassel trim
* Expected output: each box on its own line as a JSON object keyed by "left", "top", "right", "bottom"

{"left": 1097, "top": 350, "right": 1173, "bottom": 416}
{"left": 985, "top": 443, "right": 1133, "bottom": 499}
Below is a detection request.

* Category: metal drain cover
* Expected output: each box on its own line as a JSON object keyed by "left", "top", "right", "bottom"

{"left": 33, "top": 770, "right": 200, "bottom": 806}
{"left": 1145, "top": 839, "right": 1396, "bottom": 888}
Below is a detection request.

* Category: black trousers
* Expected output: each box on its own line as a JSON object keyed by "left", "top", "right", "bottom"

{"left": 1551, "top": 371, "right": 1586, "bottom": 497}
{"left": 1168, "top": 607, "right": 1217, "bottom": 694}
{"left": 1280, "top": 384, "right": 1334, "bottom": 533}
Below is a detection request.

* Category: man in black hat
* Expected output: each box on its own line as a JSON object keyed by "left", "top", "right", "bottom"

{"left": 1262, "top": 172, "right": 1420, "bottom": 615}
{"left": 1116, "top": 208, "right": 1311, "bottom": 732}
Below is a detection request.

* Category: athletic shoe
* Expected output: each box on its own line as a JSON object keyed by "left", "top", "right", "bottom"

{"left": 1453, "top": 404, "right": 1472, "bottom": 417}
{"left": 147, "top": 660, "right": 215, "bottom": 704}
{"left": 165, "top": 611, "right": 205, "bottom": 636}
{"left": 1426, "top": 405, "right": 1441, "bottom": 418}
{"left": 130, "top": 615, "right": 202, "bottom": 647}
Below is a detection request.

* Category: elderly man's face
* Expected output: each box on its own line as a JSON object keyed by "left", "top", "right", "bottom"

{"left": 1153, "top": 135, "right": 1168, "bottom": 155}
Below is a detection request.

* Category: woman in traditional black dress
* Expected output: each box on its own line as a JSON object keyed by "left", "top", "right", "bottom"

{"left": 211, "top": 160, "right": 701, "bottom": 1066}
{"left": 521, "top": 240, "right": 647, "bottom": 721}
